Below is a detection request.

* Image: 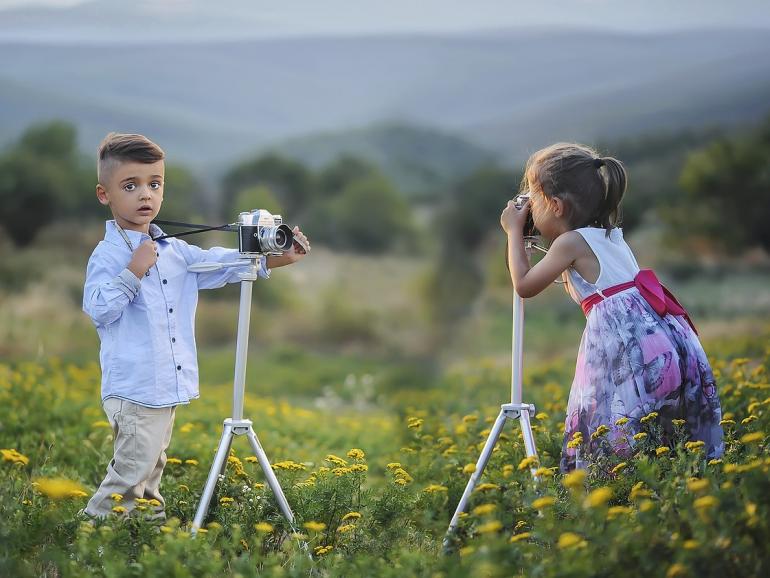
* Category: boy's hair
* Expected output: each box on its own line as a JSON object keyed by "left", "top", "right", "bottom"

{"left": 521, "top": 142, "right": 627, "bottom": 234}
{"left": 97, "top": 132, "right": 165, "bottom": 184}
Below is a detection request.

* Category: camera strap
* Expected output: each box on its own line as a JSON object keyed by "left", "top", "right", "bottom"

{"left": 150, "top": 219, "right": 236, "bottom": 241}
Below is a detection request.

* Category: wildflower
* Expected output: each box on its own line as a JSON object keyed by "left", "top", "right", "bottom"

{"left": 707, "top": 459, "right": 722, "bottom": 466}
{"left": 304, "top": 521, "right": 326, "bottom": 532}
{"left": 591, "top": 424, "right": 610, "bottom": 440}
{"left": 640, "top": 412, "right": 659, "bottom": 424}
{"left": 558, "top": 532, "right": 587, "bottom": 549}
{"left": 740, "top": 432, "right": 763, "bottom": 444}
{"left": 342, "top": 511, "right": 362, "bottom": 521}
{"left": 518, "top": 455, "right": 539, "bottom": 470}
{"left": 462, "top": 414, "right": 478, "bottom": 424}
{"left": 91, "top": 421, "right": 111, "bottom": 428}
{"left": 630, "top": 482, "right": 652, "bottom": 500}
{"left": 245, "top": 456, "right": 258, "bottom": 463}
{"left": 666, "top": 563, "right": 688, "bottom": 578}
{"left": 386, "top": 462, "right": 401, "bottom": 470}
{"left": 683, "top": 540, "right": 700, "bottom": 550}
{"left": 349, "top": 464, "right": 368, "bottom": 472}
{"left": 472, "top": 503, "right": 497, "bottom": 516}
{"left": 1, "top": 448, "right": 29, "bottom": 466}
{"left": 723, "top": 463, "right": 738, "bottom": 474}
{"left": 656, "top": 446, "right": 671, "bottom": 456}
{"left": 474, "top": 483, "right": 499, "bottom": 492}
{"left": 33, "top": 478, "right": 87, "bottom": 500}
{"left": 196, "top": 528, "right": 208, "bottom": 534}
{"left": 424, "top": 484, "right": 449, "bottom": 494}
{"left": 254, "top": 522, "right": 274, "bottom": 533}
{"left": 110, "top": 493, "right": 123, "bottom": 502}
{"left": 684, "top": 440, "right": 705, "bottom": 452}
{"left": 178, "top": 484, "right": 190, "bottom": 492}
{"left": 633, "top": 432, "right": 648, "bottom": 441}
{"left": 346, "top": 448, "right": 365, "bottom": 460}
{"left": 672, "top": 419, "right": 686, "bottom": 427}
{"left": 219, "top": 497, "right": 234, "bottom": 505}
{"left": 719, "top": 419, "right": 735, "bottom": 427}
{"left": 314, "top": 545, "right": 333, "bottom": 556}
{"left": 179, "top": 423, "right": 194, "bottom": 434}
{"left": 562, "top": 469, "right": 587, "bottom": 490}
{"left": 535, "top": 412, "right": 549, "bottom": 420}
{"left": 207, "top": 522, "right": 222, "bottom": 530}
{"left": 531, "top": 496, "right": 556, "bottom": 510}
{"left": 583, "top": 487, "right": 613, "bottom": 509}
{"left": 394, "top": 478, "right": 407, "bottom": 486}
{"left": 160, "top": 525, "right": 173, "bottom": 534}
{"left": 615, "top": 417, "right": 630, "bottom": 426}
{"left": 337, "top": 524, "right": 355, "bottom": 533}
{"left": 393, "top": 468, "right": 412, "bottom": 483}
{"left": 611, "top": 462, "right": 628, "bottom": 475}
{"left": 502, "top": 464, "right": 515, "bottom": 478}
{"left": 740, "top": 415, "right": 757, "bottom": 425}
{"left": 166, "top": 458, "right": 182, "bottom": 465}
{"left": 687, "top": 478, "right": 709, "bottom": 493}
{"left": 463, "top": 463, "right": 476, "bottom": 474}
{"left": 147, "top": 498, "right": 162, "bottom": 507}
{"left": 184, "top": 459, "right": 199, "bottom": 466}
{"left": 607, "top": 506, "right": 633, "bottom": 519}
{"left": 638, "top": 500, "right": 655, "bottom": 512}
{"left": 459, "top": 546, "right": 475, "bottom": 557}
{"left": 272, "top": 460, "right": 307, "bottom": 471}
{"left": 112, "top": 506, "right": 127, "bottom": 514}
{"left": 477, "top": 520, "right": 503, "bottom": 534}
{"left": 407, "top": 417, "right": 423, "bottom": 430}
{"left": 693, "top": 496, "right": 719, "bottom": 510}
{"left": 510, "top": 532, "right": 531, "bottom": 543}
{"left": 325, "top": 454, "right": 348, "bottom": 467}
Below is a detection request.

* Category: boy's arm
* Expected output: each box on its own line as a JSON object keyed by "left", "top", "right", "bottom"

{"left": 82, "top": 249, "right": 142, "bottom": 327}
{"left": 176, "top": 241, "right": 270, "bottom": 290}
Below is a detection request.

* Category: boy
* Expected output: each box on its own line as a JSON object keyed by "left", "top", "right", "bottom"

{"left": 82, "top": 133, "right": 309, "bottom": 519}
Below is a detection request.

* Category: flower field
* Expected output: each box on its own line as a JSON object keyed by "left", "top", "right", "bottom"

{"left": 1, "top": 336, "right": 769, "bottom": 577}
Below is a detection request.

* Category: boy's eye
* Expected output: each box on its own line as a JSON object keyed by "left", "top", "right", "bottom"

{"left": 124, "top": 183, "right": 136, "bottom": 192}
{"left": 150, "top": 181, "right": 162, "bottom": 190}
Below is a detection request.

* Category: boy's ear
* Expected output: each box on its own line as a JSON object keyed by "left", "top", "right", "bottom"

{"left": 96, "top": 184, "right": 110, "bottom": 206}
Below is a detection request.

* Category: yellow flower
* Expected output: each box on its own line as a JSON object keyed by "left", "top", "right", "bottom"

{"left": 615, "top": 417, "right": 630, "bottom": 426}
{"left": 474, "top": 483, "right": 499, "bottom": 492}
{"left": 196, "top": 528, "right": 208, "bottom": 534}
{"left": 707, "top": 459, "right": 722, "bottom": 466}
{"left": 562, "top": 469, "right": 587, "bottom": 490}
{"left": 91, "top": 421, "right": 111, "bottom": 428}
{"left": 557, "top": 532, "right": 587, "bottom": 549}
{"left": 633, "top": 432, "right": 648, "bottom": 441}
{"left": 740, "top": 415, "right": 757, "bottom": 425}
{"left": 686, "top": 478, "right": 709, "bottom": 493}
{"left": 462, "top": 414, "right": 478, "bottom": 424}
{"left": 630, "top": 482, "right": 652, "bottom": 500}
{"left": 535, "top": 412, "right": 549, "bottom": 420}
{"left": 325, "top": 454, "right": 348, "bottom": 467}
{"left": 518, "top": 455, "right": 539, "bottom": 470}
{"left": 719, "top": 419, "right": 735, "bottom": 427}
{"left": 179, "top": 423, "right": 194, "bottom": 434}
{"left": 160, "top": 525, "right": 173, "bottom": 534}
{"left": 219, "top": 496, "right": 234, "bottom": 505}
{"left": 472, "top": 503, "right": 497, "bottom": 516}
{"left": 510, "top": 532, "right": 531, "bottom": 543}
{"left": 407, "top": 417, "right": 424, "bottom": 430}
{"left": 591, "top": 424, "right": 610, "bottom": 440}
{"left": 135, "top": 498, "right": 150, "bottom": 505}
{"left": 110, "top": 493, "right": 123, "bottom": 502}
{"left": 112, "top": 505, "right": 127, "bottom": 514}
{"left": 254, "top": 522, "right": 274, "bottom": 533}
{"left": 607, "top": 506, "right": 633, "bottom": 519}
{"left": 147, "top": 498, "right": 161, "bottom": 507}
{"left": 693, "top": 496, "right": 719, "bottom": 510}
{"left": 184, "top": 459, "right": 198, "bottom": 466}
{"left": 638, "top": 500, "right": 655, "bottom": 512}
{"left": 534, "top": 467, "right": 556, "bottom": 477}
{"left": 394, "top": 478, "right": 407, "bottom": 486}
{"left": 33, "top": 477, "right": 87, "bottom": 500}
{"left": 245, "top": 456, "right": 258, "bottom": 463}
{"left": 477, "top": 520, "right": 503, "bottom": 534}
{"left": 671, "top": 419, "right": 686, "bottom": 427}
{"left": 666, "top": 563, "right": 688, "bottom": 578}
{"left": 342, "top": 511, "right": 362, "bottom": 521}
{"left": 656, "top": 446, "right": 671, "bottom": 456}
{"left": 166, "top": 458, "right": 182, "bottom": 465}
{"left": 303, "top": 521, "right": 327, "bottom": 532}
{"left": 178, "top": 484, "right": 190, "bottom": 492}
{"left": 583, "top": 487, "right": 613, "bottom": 509}
{"left": 337, "top": 524, "right": 355, "bottom": 533}
{"left": 1, "top": 448, "right": 29, "bottom": 466}
{"left": 314, "top": 545, "right": 333, "bottom": 556}
{"left": 386, "top": 462, "right": 401, "bottom": 470}
{"left": 611, "top": 462, "right": 628, "bottom": 475}
{"left": 463, "top": 463, "right": 477, "bottom": 474}
{"left": 740, "top": 432, "right": 763, "bottom": 444}
{"left": 683, "top": 540, "right": 700, "bottom": 550}
{"left": 640, "top": 411, "right": 659, "bottom": 424}
{"left": 684, "top": 440, "right": 705, "bottom": 452}
{"left": 424, "top": 484, "right": 448, "bottom": 494}
{"left": 532, "top": 496, "right": 556, "bottom": 510}
{"left": 346, "top": 448, "right": 365, "bottom": 460}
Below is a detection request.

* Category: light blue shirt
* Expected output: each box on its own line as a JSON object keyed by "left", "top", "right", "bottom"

{"left": 82, "top": 220, "right": 269, "bottom": 408}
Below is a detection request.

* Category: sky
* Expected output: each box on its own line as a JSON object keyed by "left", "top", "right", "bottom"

{"left": 0, "top": 0, "right": 769, "bottom": 40}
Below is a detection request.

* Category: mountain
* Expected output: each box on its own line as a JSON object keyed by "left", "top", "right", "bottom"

{"left": 1, "top": 28, "right": 769, "bottom": 172}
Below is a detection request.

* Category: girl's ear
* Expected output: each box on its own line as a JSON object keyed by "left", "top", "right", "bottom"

{"left": 551, "top": 196, "right": 565, "bottom": 217}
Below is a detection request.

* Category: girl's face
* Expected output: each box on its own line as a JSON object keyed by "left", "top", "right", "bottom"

{"left": 529, "top": 187, "right": 566, "bottom": 241}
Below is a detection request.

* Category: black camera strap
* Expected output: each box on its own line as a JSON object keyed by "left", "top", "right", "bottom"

{"left": 151, "top": 219, "right": 236, "bottom": 241}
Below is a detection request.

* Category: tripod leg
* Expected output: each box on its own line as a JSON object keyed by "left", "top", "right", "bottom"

{"left": 246, "top": 427, "right": 296, "bottom": 525}
{"left": 444, "top": 409, "right": 507, "bottom": 548}
{"left": 192, "top": 423, "right": 234, "bottom": 534}
{"left": 519, "top": 410, "right": 540, "bottom": 479}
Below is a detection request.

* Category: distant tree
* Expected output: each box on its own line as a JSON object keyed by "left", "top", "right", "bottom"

{"left": 316, "top": 155, "right": 380, "bottom": 197}
{"left": 222, "top": 153, "right": 312, "bottom": 218}
{"left": 158, "top": 164, "right": 208, "bottom": 223}
{"left": 674, "top": 116, "right": 770, "bottom": 251}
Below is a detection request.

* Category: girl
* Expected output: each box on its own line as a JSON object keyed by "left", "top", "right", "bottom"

{"left": 500, "top": 142, "right": 724, "bottom": 472}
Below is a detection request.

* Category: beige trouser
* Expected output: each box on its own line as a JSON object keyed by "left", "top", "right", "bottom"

{"left": 85, "top": 397, "right": 176, "bottom": 518}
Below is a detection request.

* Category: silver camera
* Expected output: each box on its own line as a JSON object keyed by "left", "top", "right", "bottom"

{"left": 514, "top": 192, "right": 538, "bottom": 237}
{"left": 237, "top": 209, "right": 294, "bottom": 256}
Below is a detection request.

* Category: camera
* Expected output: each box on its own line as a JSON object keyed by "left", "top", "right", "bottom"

{"left": 514, "top": 192, "right": 539, "bottom": 237}
{"left": 237, "top": 209, "right": 294, "bottom": 256}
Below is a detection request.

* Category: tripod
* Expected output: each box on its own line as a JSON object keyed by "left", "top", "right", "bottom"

{"left": 444, "top": 238, "right": 541, "bottom": 548}
{"left": 189, "top": 258, "right": 297, "bottom": 536}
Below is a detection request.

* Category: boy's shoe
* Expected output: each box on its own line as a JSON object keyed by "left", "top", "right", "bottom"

{"left": 75, "top": 508, "right": 97, "bottom": 526}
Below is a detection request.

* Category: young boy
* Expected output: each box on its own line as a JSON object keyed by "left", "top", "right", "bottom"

{"left": 82, "top": 132, "right": 309, "bottom": 519}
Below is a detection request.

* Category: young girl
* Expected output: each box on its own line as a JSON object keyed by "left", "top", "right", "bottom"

{"left": 500, "top": 142, "right": 724, "bottom": 472}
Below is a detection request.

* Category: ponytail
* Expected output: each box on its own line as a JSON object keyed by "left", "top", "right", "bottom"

{"left": 596, "top": 156, "right": 627, "bottom": 234}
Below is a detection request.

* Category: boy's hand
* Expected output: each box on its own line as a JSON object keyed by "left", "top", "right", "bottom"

{"left": 286, "top": 226, "right": 310, "bottom": 263}
{"left": 127, "top": 239, "right": 158, "bottom": 279}
{"left": 500, "top": 197, "right": 530, "bottom": 235}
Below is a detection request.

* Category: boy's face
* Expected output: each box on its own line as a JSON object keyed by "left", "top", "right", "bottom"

{"left": 96, "top": 160, "right": 165, "bottom": 233}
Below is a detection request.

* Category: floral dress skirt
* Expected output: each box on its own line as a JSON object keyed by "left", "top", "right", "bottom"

{"left": 560, "top": 288, "right": 724, "bottom": 472}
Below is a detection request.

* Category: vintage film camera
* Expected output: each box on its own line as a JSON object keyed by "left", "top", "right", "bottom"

{"left": 237, "top": 209, "right": 295, "bottom": 256}
{"left": 514, "top": 192, "right": 539, "bottom": 237}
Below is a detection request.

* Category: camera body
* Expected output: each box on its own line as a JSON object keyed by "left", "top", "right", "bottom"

{"left": 514, "top": 192, "right": 539, "bottom": 237}
{"left": 237, "top": 209, "right": 294, "bottom": 256}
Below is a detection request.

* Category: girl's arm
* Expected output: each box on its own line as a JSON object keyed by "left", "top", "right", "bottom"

{"left": 505, "top": 232, "right": 581, "bottom": 298}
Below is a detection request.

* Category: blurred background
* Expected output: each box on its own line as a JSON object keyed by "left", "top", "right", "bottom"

{"left": 1, "top": 0, "right": 770, "bottom": 412}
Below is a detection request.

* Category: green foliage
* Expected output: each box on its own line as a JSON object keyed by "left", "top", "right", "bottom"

{"left": 158, "top": 164, "right": 208, "bottom": 223}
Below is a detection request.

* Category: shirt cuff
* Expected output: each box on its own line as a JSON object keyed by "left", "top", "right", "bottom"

{"left": 114, "top": 268, "right": 142, "bottom": 298}
{"left": 258, "top": 255, "right": 271, "bottom": 279}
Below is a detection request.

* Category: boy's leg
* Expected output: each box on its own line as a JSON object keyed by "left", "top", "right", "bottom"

{"left": 142, "top": 406, "right": 176, "bottom": 521}
{"left": 84, "top": 399, "right": 175, "bottom": 518}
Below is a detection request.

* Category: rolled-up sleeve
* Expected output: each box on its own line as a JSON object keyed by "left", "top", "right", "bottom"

{"left": 176, "top": 241, "right": 270, "bottom": 290}
{"left": 83, "top": 251, "right": 141, "bottom": 327}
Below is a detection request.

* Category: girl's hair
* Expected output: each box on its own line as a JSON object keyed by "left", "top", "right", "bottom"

{"left": 521, "top": 142, "right": 627, "bottom": 234}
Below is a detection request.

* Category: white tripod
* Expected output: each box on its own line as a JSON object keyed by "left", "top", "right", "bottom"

{"left": 444, "top": 238, "right": 542, "bottom": 548}
{"left": 188, "top": 258, "right": 297, "bottom": 536}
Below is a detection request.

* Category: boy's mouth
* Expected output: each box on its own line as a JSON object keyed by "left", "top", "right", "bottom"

{"left": 137, "top": 205, "right": 153, "bottom": 213}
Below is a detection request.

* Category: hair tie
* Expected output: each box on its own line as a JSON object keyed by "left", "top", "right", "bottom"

{"left": 593, "top": 158, "right": 605, "bottom": 169}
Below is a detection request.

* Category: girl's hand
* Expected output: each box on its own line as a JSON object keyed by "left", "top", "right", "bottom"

{"left": 500, "top": 198, "right": 530, "bottom": 234}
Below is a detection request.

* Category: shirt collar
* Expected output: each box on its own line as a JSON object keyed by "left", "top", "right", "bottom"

{"left": 104, "top": 220, "right": 168, "bottom": 248}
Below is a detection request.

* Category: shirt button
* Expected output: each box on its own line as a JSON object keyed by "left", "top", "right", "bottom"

{"left": 145, "top": 271, "right": 150, "bottom": 277}
{"left": 168, "top": 308, "right": 173, "bottom": 313}
{"left": 163, "top": 279, "right": 168, "bottom": 284}
{"left": 171, "top": 337, "right": 176, "bottom": 343}
{"left": 176, "top": 365, "right": 182, "bottom": 371}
